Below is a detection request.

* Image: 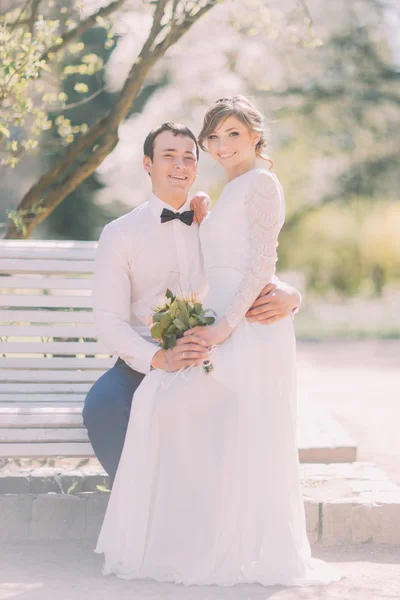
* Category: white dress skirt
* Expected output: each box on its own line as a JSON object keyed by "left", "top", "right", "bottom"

{"left": 95, "top": 169, "right": 343, "bottom": 587}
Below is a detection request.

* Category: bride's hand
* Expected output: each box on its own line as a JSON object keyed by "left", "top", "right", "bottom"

{"left": 190, "top": 191, "right": 211, "bottom": 224}
{"left": 184, "top": 317, "right": 233, "bottom": 347}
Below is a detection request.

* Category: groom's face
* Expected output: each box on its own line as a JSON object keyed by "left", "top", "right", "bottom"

{"left": 143, "top": 131, "right": 198, "bottom": 201}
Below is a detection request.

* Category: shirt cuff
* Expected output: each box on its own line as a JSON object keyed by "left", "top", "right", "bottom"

{"left": 120, "top": 342, "right": 159, "bottom": 375}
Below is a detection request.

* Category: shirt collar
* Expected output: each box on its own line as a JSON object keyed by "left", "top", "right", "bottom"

{"left": 148, "top": 192, "right": 192, "bottom": 221}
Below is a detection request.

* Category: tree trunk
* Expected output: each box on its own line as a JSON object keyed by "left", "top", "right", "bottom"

{"left": 5, "top": 0, "right": 218, "bottom": 239}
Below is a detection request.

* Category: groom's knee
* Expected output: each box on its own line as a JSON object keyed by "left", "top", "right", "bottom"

{"left": 83, "top": 375, "right": 125, "bottom": 434}
{"left": 82, "top": 362, "right": 145, "bottom": 435}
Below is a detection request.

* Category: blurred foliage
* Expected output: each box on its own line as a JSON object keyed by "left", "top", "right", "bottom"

{"left": 0, "top": 15, "right": 57, "bottom": 167}
{"left": 38, "top": 24, "right": 115, "bottom": 239}
{"left": 1, "top": 0, "right": 399, "bottom": 302}
{"left": 2, "top": 0, "right": 228, "bottom": 239}
{"left": 280, "top": 200, "right": 400, "bottom": 298}
{"left": 0, "top": 0, "right": 117, "bottom": 168}
{"left": 40, "top": 24, "right": 169, "bottom": 240}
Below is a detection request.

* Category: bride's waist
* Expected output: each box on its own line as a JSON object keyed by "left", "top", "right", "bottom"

{"left": 204, "top": 267, "right": 244, "bottom": 317}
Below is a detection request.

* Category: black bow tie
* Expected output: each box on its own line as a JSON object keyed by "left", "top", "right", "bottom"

{"left": 160, "top": 208, "right": 194, "bottom": 226}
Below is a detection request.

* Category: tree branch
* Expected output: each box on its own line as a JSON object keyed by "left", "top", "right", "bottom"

{"left": 5, "top": 0, "right": 221, "bottom": 239}
{"left": 40, "top": 0, "right": 128, "bottom": 62}
{"left": 0, "top": 1, "right": 26, "bottom": 16}
{"left": 297, "top": 0, "right": 313, "bottom": 27}
{"left": 28, "top": 0, "right": 41, "bottom": 34}
{"left": 8, "top": 0, "right": 31, "bottom": 34}
{"left": 141, "top": 0, "right": 169, "bottom": 53}
{"left": 47, "top": 86, "right": 106, "bottom": 112}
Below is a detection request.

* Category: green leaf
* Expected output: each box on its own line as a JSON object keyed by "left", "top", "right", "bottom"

{"left": 0, "top": 124, "right": 10, "bottom": 138}
{"left": 165, "top": 288, "right": 175, "bottom": 301}
{"left": 66, "top": 481, "right": 78, "bottom": 494}
{"left": 151, "top": 323, "right": 163, "bottom": 339}
{"left": 194, "top": 303, "right": 202, "bottom": 314}
{"left": 204, "top": 316, "right": 215, "bottom": 325}
{"left": 160, "top": 313, "right": 172, "bottom": 329}
{"left": 166, "top": 334, "right": 176, "bottom": 348}
{"left": 177, "top": 300, "right": 190, "bottom": 327}
{"left": 170, "top": 300, "right": 178, "bottom": 318}
{"left": 74, "top": 82, "right": 89, "bottom": 93}
{"left": 173, "top": 318, "right": 187, "bottom": 331}
{"left": 96, "top": 485, "right": 110, "bottom": 493}
{"left": 38, "top": 61, "right": 51, "bottom": 73}
{"left": 189, "top": 316, "right": 198, "bottom": 327}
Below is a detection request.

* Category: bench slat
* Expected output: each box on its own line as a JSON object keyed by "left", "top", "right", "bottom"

{"left": 0, "top": 394, "right": 86, "bottom": 402}
{"left": 0, "top": 310, "right": 94, "bottom": 323}
{"left": 0, "top": 357, "right": 113, "bottom": 369}
{"left": 0, "top": 402, "right": 83, "bottom": 412}
{"left": 0, "top": 276, "right": 93, "bottom": 290}
{"left": 0, "top": 369, "right": 105, "bottom": 382}
{"left": 0, "top": 248, "right": 96, "bottom": 261}
{"left": 0, "top": 342, "right": 108, "bottom": 354}
{"left": 0, "top": 442, "right": 93, "bottom": 457}
{"left": 0, "top": 240, "right": 96, "bottom": 248}
{"left": 0, "top": 294, "right": 92, "bottom": 308}
{"left": 0, "top": 428, "right": 89, "bottom": 442}
{"left": 1, "top": 325, "right": 97, "bottom": 337}
{"left": 0, "top": 414, "right": 83, "bottom": 427}
{"left": 1, "top": 259, "right": 95, "bottom": 274}
{"left": 0, "top": 242, "right": 112, "bottom": 456}
{"left": 0, "top": 383, "right": 91, "bottom": 392}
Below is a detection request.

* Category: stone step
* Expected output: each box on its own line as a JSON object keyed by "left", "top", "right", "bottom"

{"left": 1, "top": 462, "right": 399, "bottom": 545}
{"left": 297, "top": 396, "right": 357, "bottom": 463}
{"left": 302, "top": 462, "right": 400, "bottom": 545}
{"left": 0, "top": 398, "right": 357, "bottom": 465}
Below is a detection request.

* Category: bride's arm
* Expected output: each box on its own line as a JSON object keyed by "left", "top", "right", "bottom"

{"left": 185, "top": 171, "right": 284, "bottom": 346}
{"left": 225, "top": 171, "right": 283, "bottom": 329}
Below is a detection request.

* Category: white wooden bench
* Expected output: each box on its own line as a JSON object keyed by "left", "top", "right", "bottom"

{"left": 0, "top": 240, "right": 114, "bottom": 457}
{"left": 0, "top": 240, "right": 358, "bottom": 463}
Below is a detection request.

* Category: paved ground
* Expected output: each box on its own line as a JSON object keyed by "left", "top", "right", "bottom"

{"left": 297, "top": 339, "right": 400, "bottom": 484}
{"left": 2, "top": 340, "right": 400, "bottom": 599}
{"left": 1, "top": 540, "right": 400, "bottom": 600}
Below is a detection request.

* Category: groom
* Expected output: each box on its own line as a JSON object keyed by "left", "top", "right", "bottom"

{"left": 83, "top": 122, "right": 301, "bottom": 487}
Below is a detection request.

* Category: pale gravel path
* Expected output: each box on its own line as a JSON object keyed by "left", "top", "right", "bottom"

{"left": 297, "top": 339, "right": 400, "bottom": 484}
{"left": 1, "top": 540, "right": 400, "bottom": 600}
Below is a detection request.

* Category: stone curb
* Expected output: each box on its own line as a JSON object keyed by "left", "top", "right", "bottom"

{"left": 2, "top": 492, "right": 400, "bottom": 546}
{"left": 0, "top": 468, "right": 109, "bottom": 495}
{"left": 1, "top": 463, "right": 400, "bottom": 545}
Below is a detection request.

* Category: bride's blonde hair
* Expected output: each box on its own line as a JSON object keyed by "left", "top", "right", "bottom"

{"left": 198, "top": 96, "right": 273, "bottom": 169}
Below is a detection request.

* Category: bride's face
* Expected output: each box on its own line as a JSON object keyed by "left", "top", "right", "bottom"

{"left": 206, "top": 116, "right": 260, "bottom": 170}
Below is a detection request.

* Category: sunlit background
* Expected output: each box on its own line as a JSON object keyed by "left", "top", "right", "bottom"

{"left": 1, "top": 0, "right": 399, "bottom": 339}
{"left": 1, "top": 6, "right": 400, "bottom": 590}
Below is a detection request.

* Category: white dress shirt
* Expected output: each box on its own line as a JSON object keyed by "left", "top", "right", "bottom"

{"left": 92, "top": 193, "right": 208, "bottom": 374}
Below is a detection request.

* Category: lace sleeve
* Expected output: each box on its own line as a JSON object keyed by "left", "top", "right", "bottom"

{"left": 225, "top": 171, "right": 284, "bottom": 329}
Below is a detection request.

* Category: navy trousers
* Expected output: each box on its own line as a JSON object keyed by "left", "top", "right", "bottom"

{"left": 82, "top": 358, "right": 145, "bottom": 487}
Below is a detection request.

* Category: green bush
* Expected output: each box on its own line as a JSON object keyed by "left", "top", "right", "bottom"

{"left": 280, "top": 199, "right": 400, "bottom": 297}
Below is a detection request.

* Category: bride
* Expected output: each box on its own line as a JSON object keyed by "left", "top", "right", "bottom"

{"left": 95, "top": 96, "right": 342, "bottom": 587}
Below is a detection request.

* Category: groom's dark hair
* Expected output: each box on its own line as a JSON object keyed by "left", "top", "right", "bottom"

{"left": 143, "top": 122, "right": 200, "bottom": 161}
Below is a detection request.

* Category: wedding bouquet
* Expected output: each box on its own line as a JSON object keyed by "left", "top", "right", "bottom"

{"left": 150, "top": 289, "right": 216, "bottom": 374}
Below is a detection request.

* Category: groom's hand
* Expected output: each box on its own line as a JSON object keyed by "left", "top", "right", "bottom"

{"left": 151, "top": 334, "right": 210, "bottom": 372}
{"left": 246, "top": 283, "right": 301, "bottom": 324}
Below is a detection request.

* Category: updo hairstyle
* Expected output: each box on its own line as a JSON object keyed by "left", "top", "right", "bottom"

{"left": 198, "top": 95, "right": 273, "bottom": 169}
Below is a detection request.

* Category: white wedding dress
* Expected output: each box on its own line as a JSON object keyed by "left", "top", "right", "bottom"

{"left": 95, "top": 168, "right": 342, "bottom": 587}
